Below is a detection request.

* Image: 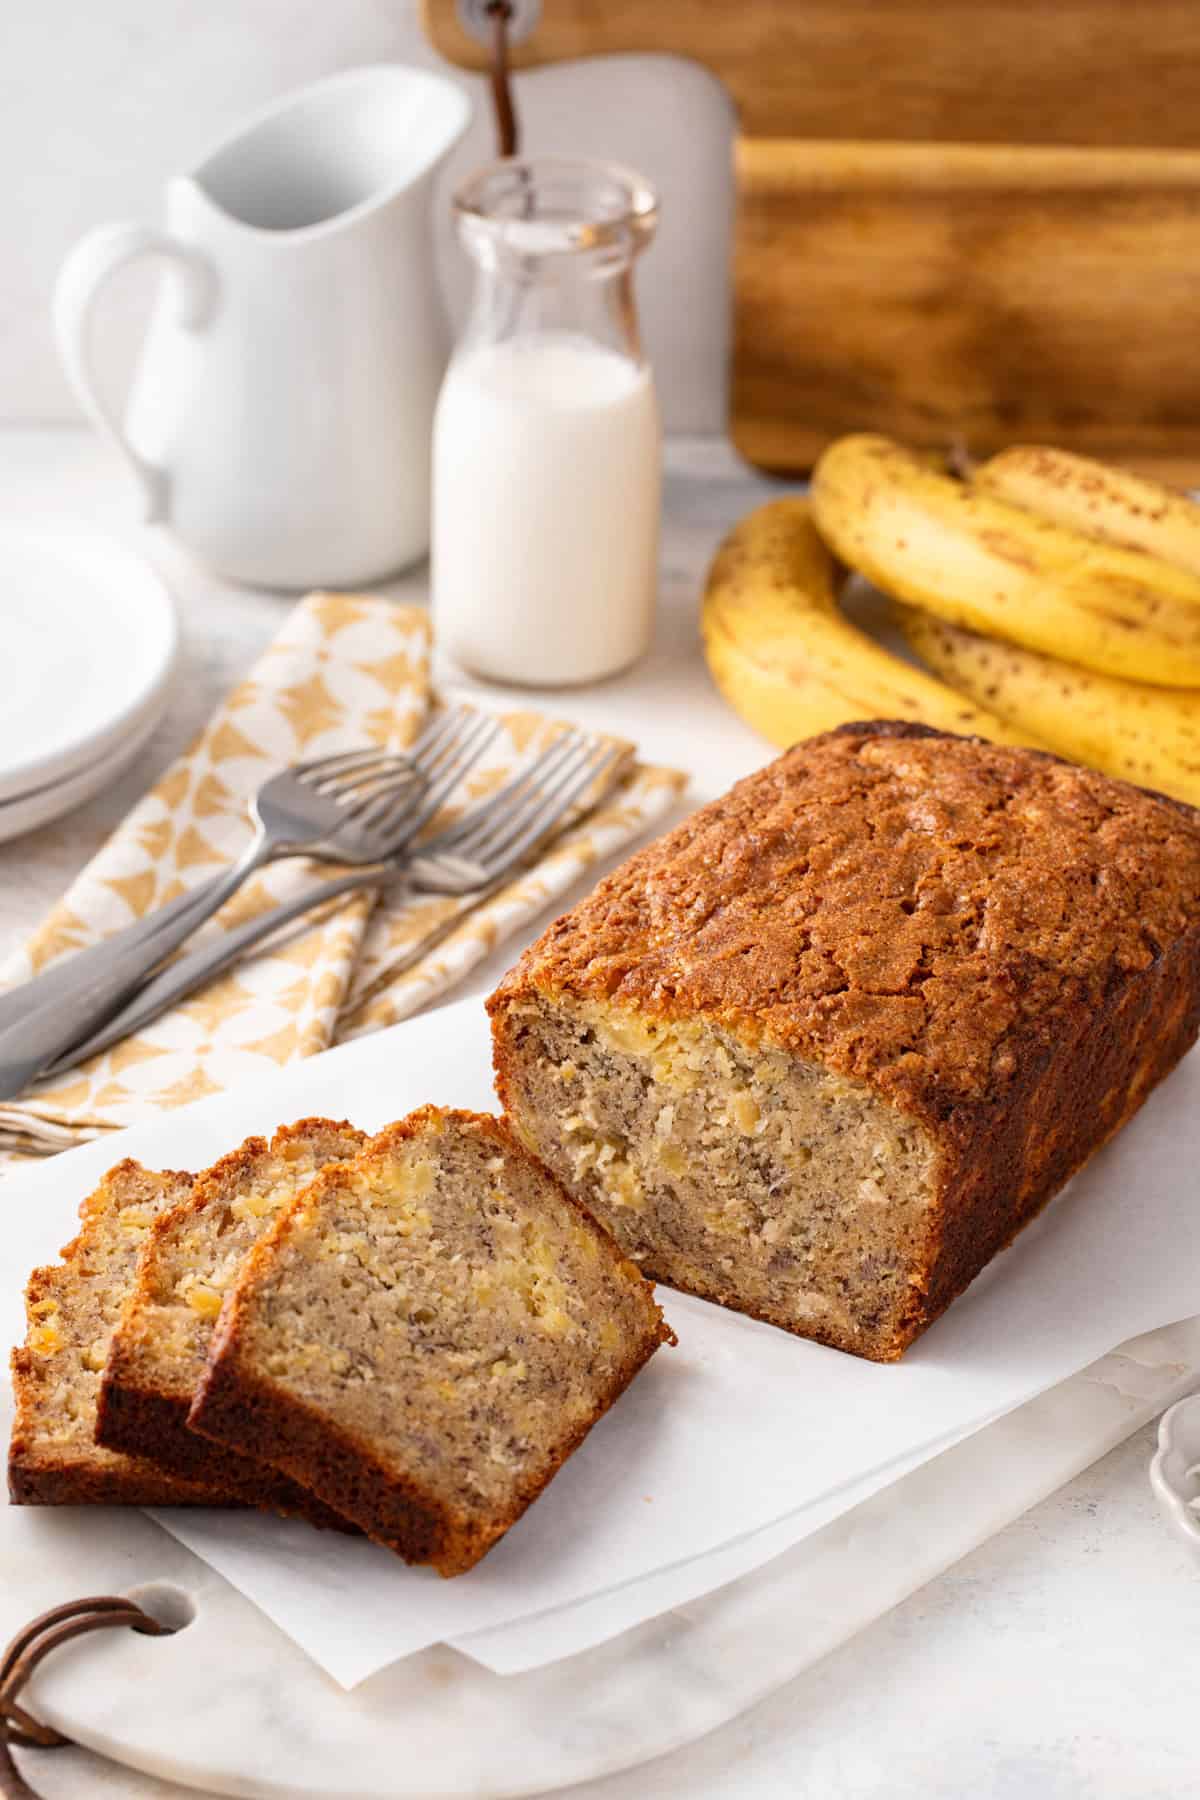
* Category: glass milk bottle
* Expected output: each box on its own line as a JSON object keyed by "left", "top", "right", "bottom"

{"left": 432, "top": 155, "right": 661, "bottom": 686}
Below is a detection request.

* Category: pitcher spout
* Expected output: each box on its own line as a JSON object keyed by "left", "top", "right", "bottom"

{"left": 186, "top": 65, "right": 472, "bottom": 237}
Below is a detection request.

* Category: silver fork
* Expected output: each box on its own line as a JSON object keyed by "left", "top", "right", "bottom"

{"left": 0, "top": 708, "right": 502, "bottom": 1100}
{"left": 47, "top": 731, "right": 624, "bottom": 1075}
{"left": 0, "top": 707, "right": 497, "bottom": 1035}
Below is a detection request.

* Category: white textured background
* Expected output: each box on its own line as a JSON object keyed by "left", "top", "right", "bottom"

{"left": 0, "top": 1, "right": 734, "bottom": 430}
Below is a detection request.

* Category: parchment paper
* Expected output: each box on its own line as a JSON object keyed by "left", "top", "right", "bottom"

{"left": 3, "top": 995, "right": 1196, "bottom": 1688}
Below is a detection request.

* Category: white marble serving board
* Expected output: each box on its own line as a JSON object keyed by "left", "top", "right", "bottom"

{"left": 1, "top": 1315, "right": 1196, "bottom": 1799}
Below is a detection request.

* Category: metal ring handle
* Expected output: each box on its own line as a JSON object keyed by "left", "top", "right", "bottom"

{"left": 0, "top": 1597, "right": 176, "bottom": 1799}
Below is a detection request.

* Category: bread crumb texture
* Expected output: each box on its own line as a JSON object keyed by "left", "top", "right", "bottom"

{"left": 111, "top": 1118, "right": 366, "bottom": 1401}
{"left": 193, "top": 1107, "right": 671, "bottom": 1571}
{"left": 94, "top": 1119, "right": 368, "bottom": 1524}
{"left": 8, "top": 1160, "right": 225, "bottom": 1504}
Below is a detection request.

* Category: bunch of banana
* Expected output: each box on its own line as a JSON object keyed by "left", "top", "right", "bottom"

{"left": 809, "top": 435, "right": 1200, "bottom": 687}
{"left": 701, "top": 433, "right": 1200, "bottom": 807}
{"left": 975, "top": 446, "right": 1200, "bottom": 579}
{"left": 895, "top": 606, "right": 1200, "bottom": 805}
{"left": 700, "top": 495, "right": 1031, "bottom": 749}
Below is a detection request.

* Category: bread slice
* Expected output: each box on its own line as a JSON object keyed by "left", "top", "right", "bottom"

{"left": 8, "top": 1160, "right": 236, "bottom": 1507}
{"left": 189, "top": 1107, "right": 674, "bottom": 1575}
{"left": 490, "top": 722, "right": 1200, "bottom": 1361}
{"left": 98, "top": 1118, "right": 365, "bottom": 1524}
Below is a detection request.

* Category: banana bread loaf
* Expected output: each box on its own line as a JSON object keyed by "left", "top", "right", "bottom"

{"left": 189, "top": 1107, "right": 673, "bottom": 1574}
{"left": 98, "top": 1119, "right": 365, "bottom": 1525}
{"left": 9, "top": 1161, "right": 235, "bottom": 1507}
{"left": 489, "top": 721, "right": 1200, "bottom": 1361}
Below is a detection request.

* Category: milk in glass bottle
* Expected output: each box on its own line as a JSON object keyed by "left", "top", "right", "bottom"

{"left": 432, "top": 156, "right": 660, "bottom": 686}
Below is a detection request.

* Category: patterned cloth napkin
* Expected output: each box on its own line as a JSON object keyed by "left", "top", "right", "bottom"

{"left": 0, "top": 594, "right": 686, "bottom": 1163}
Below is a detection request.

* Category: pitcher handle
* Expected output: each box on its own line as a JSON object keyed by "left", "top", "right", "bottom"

{"left": 53, "top": 224, "right": 217, "bottom": 523}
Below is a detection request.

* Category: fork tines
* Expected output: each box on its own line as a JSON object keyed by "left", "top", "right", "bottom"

{"left": 289, "top": 707, "right": 501, "bottom": 838}
{"left": 282, "top": 711, "right": 620, "bottom": 880}
{"left": 418, "top": 729, "right": 625, "bottom": 882}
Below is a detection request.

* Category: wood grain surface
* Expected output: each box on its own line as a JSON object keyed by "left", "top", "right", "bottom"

{"left": 423, "top": 0, "right": 1200, "bottom": 475}
{"left": 732, "top": 140, "right": 1200, "bottom": 478}
{"left": 423, "top": 1, "right": 1200, "bottom": 146}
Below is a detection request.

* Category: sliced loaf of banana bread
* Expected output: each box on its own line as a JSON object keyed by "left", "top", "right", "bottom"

{"left": 98, "top": 1118, "right": 365, "bottom": 1523}
{"left": 190, "top": 1107, "right": 673, "bottom": 1574}
{"left": 8, "top": 1160, "right": 235, "bottom": 1507}
{"left": 490, "top": 721, "right": 1200, "bottom": 1362}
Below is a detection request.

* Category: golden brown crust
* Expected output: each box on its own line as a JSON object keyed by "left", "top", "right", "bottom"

{"left": 5, "top": 1419, "right": 225, "bottom": 1507}
{"left": 188, "top": 1359, "right": 459, "bottom": 1566}
{"left": 189, "top": 1107, "right": 673, "bottom": 1572}
{"left": 903, "top": 914, "right": 1200, "bottom": 1354}
{"left": 98, "top": 1119, "right": 367, "bottom": 1530}
{"left": 491, "top": 723, "right": 1200, "bottom": 1358}
{"left": 491, "top": 723, "right": 1200, "bottom": 1119}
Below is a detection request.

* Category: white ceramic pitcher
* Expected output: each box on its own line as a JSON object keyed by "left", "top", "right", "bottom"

{"left": 54, "top": 66, "right": 471, "bottom": 588}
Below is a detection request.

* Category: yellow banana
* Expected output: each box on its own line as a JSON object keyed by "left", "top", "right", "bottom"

{"left": 974, "top": 445, "right": 1200, "bottom": 580}
{"left": 810, "top": 434, "right": 1200, "bottom": 688}
{"left": 700, "top": 496, "right": 1032, "bottom": 749}
{"left": 896, "top": 603, "right": 1200, "bottom": 805}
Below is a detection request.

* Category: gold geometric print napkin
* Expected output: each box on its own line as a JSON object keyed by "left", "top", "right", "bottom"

{"left": 0, "top": 594, "right": 685, "bottom": 1163}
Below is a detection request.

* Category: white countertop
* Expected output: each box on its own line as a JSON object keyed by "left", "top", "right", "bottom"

{"left": 1, "top": 428, "right": 1195, "bottom": 1800}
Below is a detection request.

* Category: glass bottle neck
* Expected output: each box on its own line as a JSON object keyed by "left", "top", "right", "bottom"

{"left": 450, "top": 155, "right": 656, "bottom": 368}
{"left": 459, "top": 256, "right": 644, "bottom": 366}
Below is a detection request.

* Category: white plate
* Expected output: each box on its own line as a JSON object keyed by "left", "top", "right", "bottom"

{"left": 0, "top": 522, "right": 178, "bottom": 803}
{"left": 0, "top": 689, "right": 167, "bottom": 844}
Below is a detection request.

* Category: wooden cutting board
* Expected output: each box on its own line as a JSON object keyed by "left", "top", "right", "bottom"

{"left": 422, "top": 1, "right": 1200, "bottom": 479}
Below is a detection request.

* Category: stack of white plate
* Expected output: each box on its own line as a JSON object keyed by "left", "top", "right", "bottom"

{"left": 0, "top": 524, "right": 179, "bottom": 843}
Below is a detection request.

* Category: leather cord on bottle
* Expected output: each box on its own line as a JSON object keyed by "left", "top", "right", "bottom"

{"left": 486, "top": 0, "right": 520, "bottom": 158}
{"left": 0, "top": 1598, "right": 176, "bottom": 1799}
